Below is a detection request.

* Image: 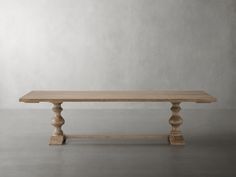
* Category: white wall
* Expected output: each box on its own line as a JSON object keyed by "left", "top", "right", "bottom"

{"left": 0, "top": 0, "right": 235, "bottom": 109}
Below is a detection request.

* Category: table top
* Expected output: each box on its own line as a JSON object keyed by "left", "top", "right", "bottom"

{"left": 19, "top": 90, "right": 217, "bottom": 103}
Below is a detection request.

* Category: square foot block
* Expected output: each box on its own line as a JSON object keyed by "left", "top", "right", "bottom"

{"left": 49, "top": 135, "right": 66, "bottom": 145}
{"left": 168, "top": 135, "right": 185, "bottom": 145}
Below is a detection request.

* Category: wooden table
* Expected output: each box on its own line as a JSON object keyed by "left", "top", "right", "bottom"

{"left": 19, "top": 90, "right": 216, "bottom": 145}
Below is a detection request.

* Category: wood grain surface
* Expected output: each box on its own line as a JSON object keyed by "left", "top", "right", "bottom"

{"left": 19, "top": 90, "right": 216, "bottom": 103}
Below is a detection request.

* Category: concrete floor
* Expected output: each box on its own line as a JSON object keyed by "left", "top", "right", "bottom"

{"left": 0, "top": 109, "right": 236, "bottom": 177}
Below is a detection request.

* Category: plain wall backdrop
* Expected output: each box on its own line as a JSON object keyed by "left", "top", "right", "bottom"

{"left": 0, "top": 0, "right": 235, "bottom": 109}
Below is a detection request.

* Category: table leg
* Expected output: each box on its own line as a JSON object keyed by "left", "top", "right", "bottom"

{"left": 168, "top": 102, "right": 185, "bottom": 145}
{"left": 49, "top": 102, "right": 66, "bottom": 145}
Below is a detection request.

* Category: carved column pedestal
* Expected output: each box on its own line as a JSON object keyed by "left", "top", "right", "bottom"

{"left": 49, "top": 103, "right": 65, "bottom": 145}
{"left": 168, "top": 102, "right": 185, "bottom": 145}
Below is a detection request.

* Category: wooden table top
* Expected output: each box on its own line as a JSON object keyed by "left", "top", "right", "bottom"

{"left": 19, "top": 90, "right": 217, "bottom": 103}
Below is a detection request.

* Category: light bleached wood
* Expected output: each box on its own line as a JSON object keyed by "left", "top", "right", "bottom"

{"left": 66, "top": 134, "right": 168, "bottom": 140}
{"left": 49, "top": 135, "right": 65, "bottom": 145}
{"left": 19, "top": 90, "right": 217, "bottom": 146}
{"left": 19, "top": 90, "right": 217, "bottom": 103}
{"left": 168, "top": 102, "right": 185, "bottom": 145}
{"left": 49, "top": 103, "right": 65, "bottom": 145}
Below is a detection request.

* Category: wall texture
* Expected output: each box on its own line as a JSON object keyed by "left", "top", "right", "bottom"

{"left": 0, "top": 0, "right": 235, "bottom": 109}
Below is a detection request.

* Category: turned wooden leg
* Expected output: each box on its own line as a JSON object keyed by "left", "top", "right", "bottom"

{"left": 49, "top": 102, "right": 66, "bottom": 145}
{"left": 168, "top": 102, "right": 185, "bottom": 145}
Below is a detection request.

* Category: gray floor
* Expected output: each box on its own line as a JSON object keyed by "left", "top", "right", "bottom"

{"left": 0, "top": 109, "right": 236, "bottom": 177}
